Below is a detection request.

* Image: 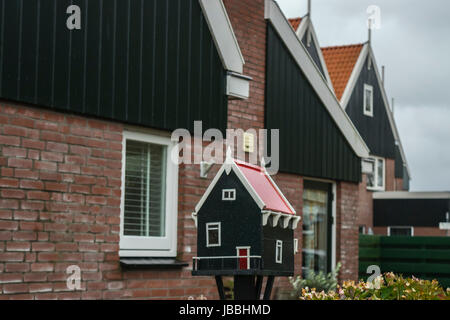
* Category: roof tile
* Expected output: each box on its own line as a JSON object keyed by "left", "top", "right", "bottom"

{"left": 321, "top": 44, "right": 364, "bottom": 100}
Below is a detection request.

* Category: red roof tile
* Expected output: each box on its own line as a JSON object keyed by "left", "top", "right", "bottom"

{"left": 321, "top": 44, "right": 364, "bottom": 101}
{"left": 288, "top": 17, "right": 302, "bottom": 32}
{"left": 234, "top": 160, "right": 295, "bottom": 215}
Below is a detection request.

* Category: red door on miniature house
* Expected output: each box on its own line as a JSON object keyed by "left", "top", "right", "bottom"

{"left": 237, "top": 247, "right": 250, "bottom": 270}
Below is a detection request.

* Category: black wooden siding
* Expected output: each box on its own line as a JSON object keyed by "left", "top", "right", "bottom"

{"left": 301, "top": 29, "right": 325, "bottom": 79}
{"left": 0, "top": 0, "right": 227, "bottom": 133}
{"left": 197, "top": 170, "right": 262, "bottom": 261}
{"left": 345, "top": 56, "right": 396, "bottom": 159}
{"left": 266, "top": 24, "right": 361, "bottom": 183}
{"left": 374, "top": 198, "right": 450, "bottom": 227}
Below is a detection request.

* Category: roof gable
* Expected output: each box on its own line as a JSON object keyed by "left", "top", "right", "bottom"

{"left": 193, "top": 157, "right": 296, "bottom": 216}
{"left": 321, "top": 44, "right": 364, "bottom": 101}
{"left": 264, "top": 0, "right": 369, "bottom": 158}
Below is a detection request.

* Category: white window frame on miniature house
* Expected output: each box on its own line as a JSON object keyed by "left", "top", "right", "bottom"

{"left": 222, "top": 189, "right": 236, "bottom": 201}
{"left": 387, "top": 226, "right": 414, "bottom": 237}
{"left": 363, "top": 84, "right": 374, "bottom": 117}
{"left": 275, "top": 240, "right": 283, "bottom": 264}
{"left": 365, "top": 156, "right": 386, "bottom": 192}
{"left": 206, "top": 222, "right": 221, "bottom": 247}
{"left": 119, "top": 129, "right": 179, "bottom": 257}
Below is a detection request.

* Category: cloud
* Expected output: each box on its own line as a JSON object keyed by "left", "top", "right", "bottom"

{"left": 276, "top": 0, "right": 450, "bottom": 190}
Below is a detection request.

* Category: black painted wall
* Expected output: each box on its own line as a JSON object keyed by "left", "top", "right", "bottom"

{"left": 301, "top": 28, "right": 326, "bottom": 79}
{"left": 266, "top": 23, "right": 361, "bottom": 183}
{"left": 262, "top": 224, "right": 294, "bottom": 274}
{"left": 374, "top": 198, "right": 450, "bottom": 227}
{"left": 345, "top": 56, "right": 396, "bottom": 159}
{"left": 197, "top": 171, "right": 262, "bottom": 269}
{"left": 0, "top": 0, "right": 227, "bottom": 133}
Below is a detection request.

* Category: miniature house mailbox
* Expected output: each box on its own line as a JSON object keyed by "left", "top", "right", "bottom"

{"left": 191, "top": 156, "right": 300, "bottom": 300}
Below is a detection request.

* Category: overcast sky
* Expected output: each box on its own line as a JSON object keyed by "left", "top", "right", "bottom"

{"left": 276, "top": 0, "right": 450, "bottom": 191}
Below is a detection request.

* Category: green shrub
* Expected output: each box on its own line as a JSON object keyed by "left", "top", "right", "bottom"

{"left": 289, "top": 263, "right": 341, "bottom": 297}
{"left": 299, "top": 272, "right": 450, "bottom": 300}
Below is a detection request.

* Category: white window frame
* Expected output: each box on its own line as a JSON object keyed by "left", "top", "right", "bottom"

{"left": 275, "top": 240, "right": 283, "bottom": 264}
{"left": 365, "top": 156, "right": 385, "bottom": 191}
{"left": 293, "top": 238, "right": 299, "bottom": 254}
{"left": 206, "top": 222, "right": 221, "bottom": 247}
{"left": 119, "top": 130, "right": 179, "bottom": 257}
{"left": 387, "top": 226, "right": 414, "bottom": 237}
{"left": 363, "top": 84, "right": 374, "bottom": 117}
{"left": 222, "top": 189, "right": 236, "bottom": 201}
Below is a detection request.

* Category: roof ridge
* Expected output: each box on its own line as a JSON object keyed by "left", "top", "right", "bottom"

{"left": 321, "top": 43, "right": 365, "bottom": 50}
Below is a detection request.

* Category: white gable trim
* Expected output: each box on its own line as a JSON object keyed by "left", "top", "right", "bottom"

{"left": 341, "top": 44, "right": 411, "bottom": 177}
{"left": 265, "top": 0, "right": 369, "bottom": 158}
{"left": 192, "top": 161, "right": 265, "bottom": 218}
{"left": 340, "top": 43, "right": 369, "bottom": 109}
{"left": 295, "top": 16, "right": 333, "bottom": 90}
{"left": 199, "top": 0, "right": 244, "bottom": 74}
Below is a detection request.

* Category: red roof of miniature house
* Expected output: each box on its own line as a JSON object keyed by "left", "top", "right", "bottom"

{"left": 234, "top": 160, "right": 295, "bottom": 215}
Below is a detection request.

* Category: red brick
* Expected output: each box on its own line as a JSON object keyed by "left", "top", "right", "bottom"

{"left": 2, "top": 146, "right": 27, "bottom": 157}
{"left": 27, "top": 191, "right": 50, "bottom": 200}
{"left": 5, "top": 263, "right": 30, "bottom": 272}
{"left": 31, "top": 263, "right": 54, "bottom": 272}
{"left": 15, "top": 169, "right": 39, "bottom": 179}
{"left": 13, "top": 231, "right": 37, "bottom": 241}
{"left": 1, "top": 189, "right": 26, "bottom": 199}
{"left": 20, "top": 179, "right": 44, "bottom": 189}
{"left": 6, "top": 242, "right": 31, "bottom": 251}
{"left": 13, "top": 211, "right": 38, "bottom": 220}
{"left": 8, "top": 158, "right": 32, "bottom": 168}
{"left": 35, "top": 161, "right": 58, "bottom": 171}
{"left": 44, "top": 182, "right": 68, "bottom": 192}
{"left": 41, "top": 151, "right": 64, "bottom": 162}
{"left": 0, "top": 178, "right": 19, "bottom": 188}
{"left": 0, "top": 135, "right": 21, "bottom": 146}
{"left": 0, "top": 252, "right": 24, "bottom": 262}
{"left": 0, "top": 220, "right": 18, "bottom": 230}
{"left": 2, "top": 283, "right": 29, "bottom": 294}
{"left": 22, "top": 138, "right": 45, "bottom": 150}
{"left": 46, "top": 142, "right": 68, "bottom": 153}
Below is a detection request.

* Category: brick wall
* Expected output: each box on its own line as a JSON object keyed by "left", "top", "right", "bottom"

{"left": 0, "top": 102, "right": 219, "bottom": 300}
{"left": 336, "top": 181, "right": 359, "bottom": 282}
{"left": 385, "top": 159, "right": 395, "bottom": 192}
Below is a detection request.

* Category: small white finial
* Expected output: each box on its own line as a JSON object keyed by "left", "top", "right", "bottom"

{"left": 226, "top": 147, "right": 233, "bottom": 161}
{"left": 261, "top": 157, "right": 266, "bottom": 169}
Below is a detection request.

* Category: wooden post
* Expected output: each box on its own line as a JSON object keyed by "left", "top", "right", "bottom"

{"left": 215, "top": 276, "right": 226, "bottom": 300}
{"left": 263, "top": 276, "right": 275, "bottom": 300}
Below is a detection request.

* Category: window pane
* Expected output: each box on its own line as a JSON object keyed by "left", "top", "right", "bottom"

{"left": 377, "top": 159, "right": 384, "bottom": 187}
{"left": 208, "top": 226, "right": 219, "bottom": 246}
{"left": 390, "top": 228, "right": 412, "bottom": 236}
{"left": 124, "top": 140, "right": 167, "bottom": 237}
{"left": 366, "top": 160, "right": 375, "bottom": 187}
{"left": 365, "top": 88, "right": 372, "bottom": 113}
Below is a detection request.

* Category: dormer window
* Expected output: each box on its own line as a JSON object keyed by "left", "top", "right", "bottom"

{"left": 222, "top": 189, "right": 236, "bottom": 201}
{"left": 363, "top": 84, "right": 374, "bottom": 117}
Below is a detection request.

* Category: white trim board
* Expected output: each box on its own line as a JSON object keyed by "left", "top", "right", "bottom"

{"left": 373, "top": 192, "right": 450, "bottom": 200}
{"left": 198, "top": 0, "right": 244, "bottom": 74}
{"left": 265, "top": 0, "right": 369, "bottom": 158}
{"left": 339, "top": 43, "right": 411, "bottom": 178}
{"left": 294, "top": 16, "right": 333, "bottom": 90}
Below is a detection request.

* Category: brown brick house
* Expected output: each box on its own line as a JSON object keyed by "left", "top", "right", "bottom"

{"left": 0, "top": 0, "right": 370, "bottom": 299}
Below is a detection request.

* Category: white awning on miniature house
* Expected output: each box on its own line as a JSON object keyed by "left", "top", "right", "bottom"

{"left": 192, "top": 155, "right": 301, "bottom": 230}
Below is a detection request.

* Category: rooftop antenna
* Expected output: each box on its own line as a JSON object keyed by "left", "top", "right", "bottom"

{"left": 307, "top": 0, "right": 312, "bottom": 17}
{"left": 368, "top": 19, "right": 372, "bottom": 44}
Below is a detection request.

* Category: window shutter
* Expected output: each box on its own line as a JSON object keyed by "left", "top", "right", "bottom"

{"left": 124, "top": 140, "right": 167, "bottom": 237}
